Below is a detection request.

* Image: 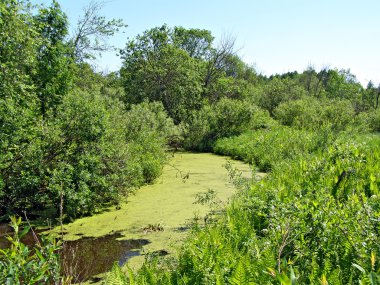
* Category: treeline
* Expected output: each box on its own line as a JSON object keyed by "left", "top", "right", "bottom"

{"left": 118, "top": 24, "right": 380, "bottom": 152}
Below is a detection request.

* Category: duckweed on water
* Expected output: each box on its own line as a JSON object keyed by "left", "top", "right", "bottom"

{"left": 49, "top": 152, "right": 252, "bottom": 278}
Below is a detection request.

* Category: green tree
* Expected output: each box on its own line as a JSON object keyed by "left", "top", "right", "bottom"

{"left": 0, "top": 0, "right": 40, "bottom": 218}
{"left": 258, "top": 77, "right": 306, "bottom": 116}
{"left": 33, "top": 0, "right": 73, "bottom": 116}
{"left": 298, "top": 66, "right": 326, "bottom": 97}
{"left": 172, "top": 26, "right": 214, "bottom": 59}
{"left": 362, "top": 81, "right": 380, "bottom": 110}
{"left": 120, "top": 25, "right": 206, "bottom": 123}
{"left": 322, "top": 69, "right": 363, "bottom": 100}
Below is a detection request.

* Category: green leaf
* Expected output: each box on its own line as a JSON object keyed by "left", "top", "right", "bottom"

{"left": 18, "top": 226, "right": 30, "bottom": 239}
{"left": 277, "top": 273, "right": 291, "bottom": 285}
{"left": 353, "top": 263, "right": 366, "bottom": 273}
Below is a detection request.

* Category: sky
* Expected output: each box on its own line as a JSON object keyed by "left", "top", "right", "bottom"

{"left": 32, "top": 0, "right": 380, "bottom": 86}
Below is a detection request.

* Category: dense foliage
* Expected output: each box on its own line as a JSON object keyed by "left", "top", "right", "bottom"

{"left": 184, "top": 98, "right": 273, "bottom": 151}
{"left": 110, "top": 131, "right": 380, "bottom": 285}
{"left": 0, "top": 1, "right": 173, "bottom": 221}
{"left": 2, "top": 0, "right": 380, "bottom": 283}
{"left": 214, "top": 126, "right": 323, "bottom": 171}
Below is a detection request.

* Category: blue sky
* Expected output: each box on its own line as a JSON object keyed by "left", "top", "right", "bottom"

{"left": 32, "top": 0, "right": 380, "bottom": 86}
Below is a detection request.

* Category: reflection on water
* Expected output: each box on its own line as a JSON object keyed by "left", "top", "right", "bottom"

{"left": 0, "top": 224, "right": 149, "bottom": 282}
{"left": 62, "top": 234, "right": 149, "bottom": 282}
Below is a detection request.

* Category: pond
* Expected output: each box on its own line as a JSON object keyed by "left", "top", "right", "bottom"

{"left": 1, "top": 152, "right": 256, "bottom": 283}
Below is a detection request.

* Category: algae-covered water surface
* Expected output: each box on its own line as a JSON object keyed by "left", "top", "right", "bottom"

{"left": 50, "top": 152, "right": 253, "bottom": 282}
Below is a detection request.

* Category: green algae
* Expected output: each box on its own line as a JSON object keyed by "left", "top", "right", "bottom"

{"left": 49, "top": 152, "right": 252, "bottom": 280}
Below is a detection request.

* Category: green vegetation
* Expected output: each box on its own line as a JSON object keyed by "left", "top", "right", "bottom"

{"left": 109, "top": 134, "right": 380, "bottom": 285}
{"left": 184, "top": 98, "right": 273, "bottom": 151}
{"left": 0, "top": 217, "right": 65, "bottom": 285}
{"left": 0, "top": 0, "right": 174, "bottom": 221}
{"left": 1, "top": 0, "right": 380, "bottom": 284}
{"left": 214, "top": 126, "right": 322, "bottom": 171}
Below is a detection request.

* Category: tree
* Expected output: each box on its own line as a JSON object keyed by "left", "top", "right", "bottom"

{"left": 120, "top": 25, "right": 207, "bottom": 123}
{"left": 202, "top": 34, "right": 237, "bottom": 99}
{"left": 298, "top": 66, "right": 326, "bottom": 97}
{"left": 0, "top": 0, "right": 41, "bottom": 218}
{"left": 172, "top": 26, "right": 214, "bottom": 59}
{"left": 205, "top": 54, "right": 258, "bottom": 101}
{"left": 70, "top": 1, "right": 126, "bottom": 62}
{"left": 33, "top": 0, "right": 73, "bottom": 116}
{"left": 258, "top": 77, "right": 306, "bottom": 116}
{"left": 362, "top": 81, "right": 380, "bottom": 110}
{"left": 0, "top": 0, "right": 37, "bottom": 99}
{"left": 322, "top": 69, "right": 363, "bottom": 100}
{"left": 120, "top": 25, "right": 245, "bottom": 122}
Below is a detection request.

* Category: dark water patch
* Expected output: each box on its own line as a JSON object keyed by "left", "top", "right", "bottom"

{"left": 1, "top": 224, "right": 150, "bottom": 283}
{"left": 150, "top": 249, "right": 169, "bottom": 257}
{"left": 88, "top": 276, "right": 103, "bottom": 283}
{"left": 62, "top": 234, "right": 149, "bottom": 282}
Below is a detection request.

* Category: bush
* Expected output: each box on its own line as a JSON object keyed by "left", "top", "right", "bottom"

{"left": 0, "top": 93, "right": 175, "bottom": 219}
{"left": 43, "top": 90, "right": 132, "bottom": 218}
{"left": 274, "top": 97, "right": 356, "bottom": 131}
{"left": 357, "top": 108, "right": 380, "bottom": 132}
{"left": 183, "top": 98, "right": 273, "bottom": 151}
{"left": 124, "top": 101, "right": 178, "bottom": 183}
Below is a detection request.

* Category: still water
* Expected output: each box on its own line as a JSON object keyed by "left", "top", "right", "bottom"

{"left": 0, "top": 225, "right": 148, "bottom": 282}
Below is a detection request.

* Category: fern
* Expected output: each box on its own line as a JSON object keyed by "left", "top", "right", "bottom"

{"left": 229, "top": 259, "right": 255, "bottom": 285}
{"left": 104, "top": 263, "right": 128, "bottom": 285}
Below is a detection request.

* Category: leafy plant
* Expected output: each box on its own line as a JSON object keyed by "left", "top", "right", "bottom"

{"left": 0, "top": 217, "right": 64, "bottom": 284}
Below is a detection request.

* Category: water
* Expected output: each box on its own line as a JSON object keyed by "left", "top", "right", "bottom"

{"left": 0, "top": 153, "right": 254, "bottom": 282}
{"left": 0, "top": 225, "right": 149, "bottom": 282}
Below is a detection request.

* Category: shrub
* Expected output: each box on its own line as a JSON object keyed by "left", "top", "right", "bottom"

{"left": 274, "top": 97, "right": 356, "bottom": 131}
{"left": 183, "top": 98, "right": 273, "bottom": 151}
{"left": 0, "top": 93, "right": 175, "bottom": 219}
{"left": 124, "top": 101, "right": 178, "bottom": 183}
{"left": 359, "top": 108, "right": 380, "bottom": 132}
